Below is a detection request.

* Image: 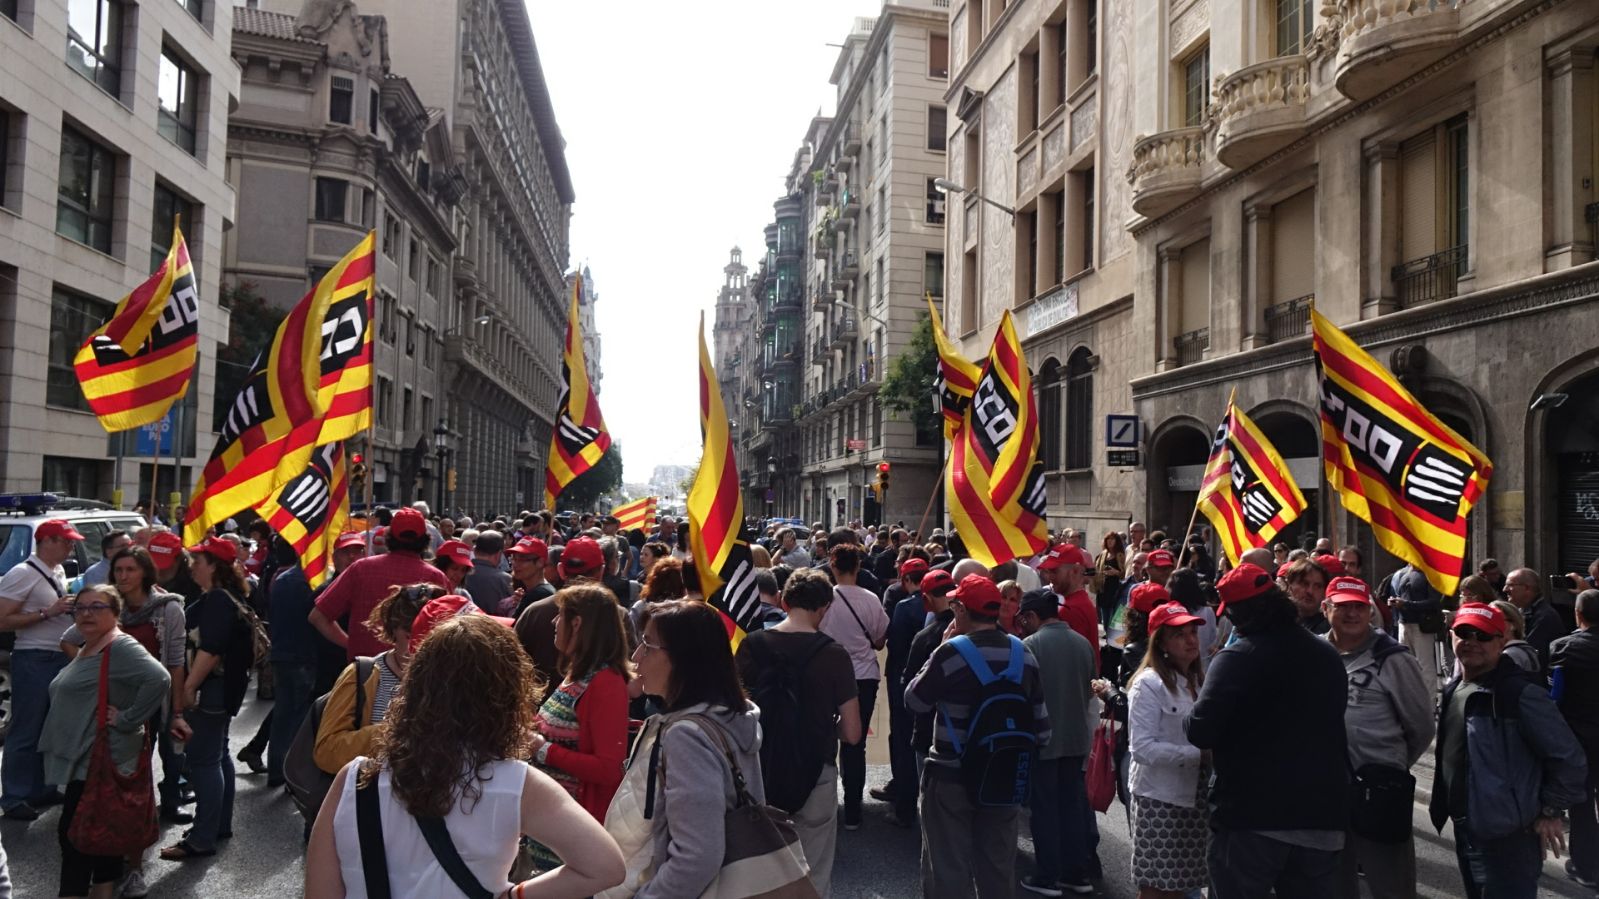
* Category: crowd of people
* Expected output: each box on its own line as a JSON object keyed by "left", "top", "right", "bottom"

{"left": 1, "top": 502, "right": 1597, "bottom": 899}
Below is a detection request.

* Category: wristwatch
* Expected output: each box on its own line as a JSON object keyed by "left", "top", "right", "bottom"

{"left": 1541, "top": 806, "right": 1564, "bottom": 819}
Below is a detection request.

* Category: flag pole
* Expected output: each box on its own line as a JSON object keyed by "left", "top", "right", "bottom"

{"left": 1176, "top": 497, "right": 1203, "bottom": 568}
{"left": 151, "top": 415, "right": 167, "bottom": 525}
{"left": 915, "top": 449, "right": 953, "bottom": 541}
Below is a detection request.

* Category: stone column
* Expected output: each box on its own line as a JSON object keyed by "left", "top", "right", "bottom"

{"left": 1155, "top": 245, "right": 1183, "bottom": 372}
{"left": 1360, "top": 143, "right": 1400, "bottom": 318}
{"left": 1546, "top": 47, "right": 1597, "bottom": 271}
{"left": 1242, "top": 203, "right": 1271, "bottom": 349}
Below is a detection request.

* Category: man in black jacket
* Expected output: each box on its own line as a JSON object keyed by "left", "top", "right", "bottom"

{"left": 1186, "top": 563, "right": 1349, "bottom": 899}
{"left": 1553, "top": 589, "right": 1599, "bottom": 888}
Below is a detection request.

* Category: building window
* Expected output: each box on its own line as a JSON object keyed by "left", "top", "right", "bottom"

{"left": 1020, "top": 51, "right": 1040, "bottom": 134}
{"left": 378, "top": 291, "right": 394, "bottom": 342}
{"left": 368, "top": 87, "right": 380, "bottom": 132}
{"left": 66, "top": 0, "right": 123, "bottom": 96}
{"left": 330, "top": 75, "right": 354, "bottom": 125}
{"left": 0, "top": 111, "right": 15, "bottom": 210}
{"left": 48, "top": 288, "right": 112, "bottom": 409}
{"left": 1038, "top": 359, "right": 1061, "bottom": 470}
{"left": 382, "top": 210, "right": 399, "bottom": 258}
{"left": 1080, "top": 167, "right": 1095, "bottom": 272}
{"left": 1394, "top": 114, "right": 1469, "bottom": 307}
{"left": 407, "top": 237, "right": 419, "bottom": 281}
{"left": 1276, "top": 0, "right": 1314, "bottom": 56}
{"left": 42, "top": 456, "right": 102, "bottom": 500}
{"left": 928, "top": 105, "right": 946, "bottom": 151}
{"left": 1065, "top": 348, "right": 1094, "bottom": 470}
{"left": 2, "top": 0, "right": 17, "bottom": 22}
{"left": 929, "top": 33, "right": 949, "bottom": 78}
{"left": 1183, "top": 45, "right": 1210, "bottom": 127}
{"left": 56, "top": 126, "right": 116, "bottom": 253}
{"left": 964, "top": 123, "right": 980, "bottom": 187}
{"left": 1050, "top": 188, "right": 1065, "bottom": 284}
{"left": 1266, "top": 188, "right": 1316, "bottom": 341}
{"left": 376, "top": 376, "right": 393, "bottom": 427}
{"left": 1086, "top": 1, "right": 1098, "bottom": 75}
{"left": 314, "top": 177, "right": 347, "bottom": 222}
{"left": 926, "top": 177, "right": 945, "bottom": 225}
{"left": 426, "top": 256, "right": 440, "bottom": 296}
{"left": 176, "top": 0, "right": 201, "bottom": 21}
{"left": 875, "top": 258, "right": 885, "bottom": 306}
{"left": 1018, "top": 209, "right": 1038, "bottom": 300}
{"left": 150, "top": 182, "right": 193, "bottom": 269}
{"left": 925, "top": 251, "right": 944, "bottom": 298}
{"left": 415, "top": 157, "right": 431, "bottom": 191}
{"left": 876, "top": 186, "right": 886, "bottom": 235}
{"left": 420, "top": 395, "right": 432, "bottom": 428}
{"left": 402, "top": 386, "right": 414, "bottom": 433}
{"left": 1055, "top": 21, "right": 1069, "bottom": 103}
{"left": 158, "top": 47, "right": 198, "bottom": 154}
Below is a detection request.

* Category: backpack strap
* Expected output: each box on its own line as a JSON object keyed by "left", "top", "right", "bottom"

{"left": 352, "top": 657, "right": 374, "bottom": 729}
{"left": 416, "top": 815, "right": 494, "bottom": 899}
{"left": 355, "top": 773, "right": 392, "bottom": 899}
{"left": 948, "top": 635, "right": 1001, "bottom": 686}
{"left": 1000, "top": 635, "right": 1025, "bottom": 684}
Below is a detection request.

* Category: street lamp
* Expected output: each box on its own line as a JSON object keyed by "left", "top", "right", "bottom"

{"left": 933, "top": 177, "right": 1017, "bottom": 218}
{"left": 432, "top": 418, "right": 451, "bottom": 514}
{"left": 766, "top": 459, "right": 777, "bottom": 516}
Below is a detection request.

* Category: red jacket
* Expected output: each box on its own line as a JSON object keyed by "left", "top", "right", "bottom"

{"left": 1056, "top": 589, "right": 1101, "bottom": 672}
{"left": 542, "top": 667, "right": 630, "bottom": 821}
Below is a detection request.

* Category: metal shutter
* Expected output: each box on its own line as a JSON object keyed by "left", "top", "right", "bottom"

{"left": 1180, "top": 238, "right": 1211, "bottom": 333}
{"left": 1558, "top": 452, "right": 1599, "bottom": 575}
{"left": 1400, "top": 133, "right": 1438, "bottom": 263}
{"left": 1271, "top": 188, "right": 1317, "bottom": 302}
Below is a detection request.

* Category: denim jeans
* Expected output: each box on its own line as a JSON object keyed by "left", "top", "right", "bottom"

{"left": 157, "top": 708, "right": 188, "bottom": 810}
{"left": 888, "top": 675, "right": 919, "bottom": 816}
{"left": 1029, "top": 755, "right": 1093, "bottom": 884}
{"left": 1451, "top": 818, "right": 1542, "bottom": 899}
{"left": 838, "top": 678, "right": 879, "bottom": 819}
{"left": 1, "top": 649, "right": 67, "bottom": 809}
{"left": 267, "top": 662, "right": 316, "bottom": 782}
{"left": 185, "top": 707, "right": 235, "bottom": 852}
{"left": 1570, "top": 762, "right": 1599, "bottom": 884}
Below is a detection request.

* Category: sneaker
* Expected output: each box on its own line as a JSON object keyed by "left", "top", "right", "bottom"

{"left": 1019, "top": 876, "right": 1063, "bottom": 897}
{"left": 1568, "top": 860, "right": 1599, "bottom": 889}
{"left": 120, "top": 868, "right": 150, "bottom": 898}
{"left": 237, "top": 747, "right": 267, "bottom": 775}
{"left": 159, "top": 806, "right": 194, "bottom": 824}
{"left": 1059, "top": 881, "right": 1095, "bottom": 896}
{"left": 868, "top": 784, "right": 895, "bottom": 803}
{"left": 842, "top": 809, "right": 862, "bottom": 831}
{"left": 34, "top": 788, "right": 65, "bottom": 807}
{"left": 0, "top": 804, "right": 38, "bottom": 822}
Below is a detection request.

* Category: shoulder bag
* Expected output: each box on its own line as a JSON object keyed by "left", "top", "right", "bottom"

{"left": 67, "top": 644, "right": 160, "bottom": 856}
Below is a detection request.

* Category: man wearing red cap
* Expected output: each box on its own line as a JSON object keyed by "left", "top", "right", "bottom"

{"left": 878, "top": 556, "right": 933, "bottom": 819}
{"left": 896, "top": 568, "right": 960, "bottom": 826}
{"left": 515, "top": 536, "right": 601, "bottom": 687}
{"left": 1432, "top": 602, "right": 1587, "bottom": 898}
{"left": 1185, "top": 563, "right": 1350, "bottom": 897}
{"left": 905, "top": 574, "right": 1051, "bottom": 898}
{"left": 308, "top": 508, "right": 447, "bottom": 660}
{"left": 506, "top": 536, "right": 554, "bottom": 618}
{"left": 0, "top": 520, "right": 83, "bottom": 818}
{"left": 463, "top": 531, "right": 513, "bottom": 614}
{"left": 1037, "top": 543, "right": 1100, "bottom": 673}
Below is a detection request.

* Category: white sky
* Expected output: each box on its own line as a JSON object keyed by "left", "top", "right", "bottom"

{"left": 531, "top": 0, "right": 880, "bottom": 485}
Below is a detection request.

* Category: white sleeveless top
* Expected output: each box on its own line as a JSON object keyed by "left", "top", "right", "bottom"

{"left": 333, "top": 756, "right": 527, "bottom": 898}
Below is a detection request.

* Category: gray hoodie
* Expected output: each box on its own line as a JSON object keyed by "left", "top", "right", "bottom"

{"left": 637, "top": 702, "right": 765, "bottom": 899}
{"left": 1329, "top": 629, "right": 1435, "bottom": 770}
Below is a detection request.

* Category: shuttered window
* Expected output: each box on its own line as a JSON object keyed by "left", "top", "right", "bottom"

{"left": 1180, "top": 238, "right": 1211, "bottom": 333}
{"left": 1558, "top": 452, "right": 1599, "bottom": 576}
{"left": 1400, "top": 133, "right": 1437, "bottom": 263}
{"left": 1271, "top": 188, "right": 1316, "bottom": 302}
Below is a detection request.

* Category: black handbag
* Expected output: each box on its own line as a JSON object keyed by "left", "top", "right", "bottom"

{"left": 1349, "top": 762, "right": 1416, "bottom": 843}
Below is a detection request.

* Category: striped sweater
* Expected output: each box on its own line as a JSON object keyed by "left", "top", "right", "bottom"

{"left": 904, "top": 628, "right": 1052, "bottom": 768}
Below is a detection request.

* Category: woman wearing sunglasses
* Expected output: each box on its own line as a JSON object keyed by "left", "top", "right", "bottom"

{"left": 40, "top": 584, "right": 170, "bottom": 899}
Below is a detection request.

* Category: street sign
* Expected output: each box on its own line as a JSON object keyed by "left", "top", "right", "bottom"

{"left": 764, "top": 488, "right": 775, "bottom": 503}
{"left": 1107, "top": 449, "right": 1140, "bottom": 468}
{"left": 1106, "top": 414, "right": 1140, "bottom": 449}
{"left": 846, "top": 438, "right": 866, "bottom": 452}
{"left": 132, "top": 411, "right": 177, "bottom": 456}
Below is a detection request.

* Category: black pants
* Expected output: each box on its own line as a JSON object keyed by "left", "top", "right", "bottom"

{"left": 887, "top": 674, "right": 918, "bottom": 815}
{"left": 58, "top": 780, "right": 124, "bottom": 897}
{"left": 157, "top": 712, "right": 187, "bottom": 810}
{"left": 839, "top": 678, "right": 879, "bottom": 819}
{"left": 1209, "top": 829, "right": 1339, "bottom": 899}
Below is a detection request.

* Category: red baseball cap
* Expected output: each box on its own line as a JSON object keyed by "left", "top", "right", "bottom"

{"left": 506, "top": 536, "right": 548, "bottom": 559}
{"left": 899, "top": 558, "right": 930, "bottom": 579}
{"left": 1313, "top": 554, "right": 1345, "bottom": 577}
{"left": 1216, "top": 563, "right": 1274, "bottom": 616}
{"left": 335, "top": 532, "right": 368, "bottom": 551}
{"left": 147, "top": 531, "right": 184, "bottom": 571}
{"left": 1129, "top": 582, "right": 1171, "bottom": 614}
{"left": 437, "top": 539, "right": 473, "bottom": 567}
{"left": 1038, "top": 543, "right": 1092, "bottom": 571}
{"left": 1276, "top": 561, "right": 1295, "bottom": 579}
{"left": 1453, "top": 602, "right": 1506, "bottom": 637}
{"left": 919, "top": 568, "right": 957, "bottom": 595}
{"left": 389, "top": 508, "right": 428, "bottom": 541}
{"left": 187, "top": 535, "right": 238, "bottom": 565}
{"left": 1149, "top": 601, "right": 1204, "bottom": 632}
{"left": 950, "top": 574, "right": 1004, "bottom": 617}
{"left": 1326, "top": 577, "right": 1373, "bottom": 606}
{"left": 1146, "top": 549, "right": 1176, "bottom": 569}
{"left": 559, "top": 536, "right": 604, "bottom": 579}
{"left": 409, "top": 594, "right": 513, "bottom": 652}
{"left": 36, "top": 519, "right": 85, "bottom": 542}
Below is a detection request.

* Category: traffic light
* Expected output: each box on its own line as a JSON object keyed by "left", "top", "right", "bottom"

{"left": 350, "top": 453, "right": 367, "bottom": 487}
{"left": 876, "top": 461, "right": 891, "bottom": 494}
{"left": 447, "top": 468, "right": 457, "bottom": 492}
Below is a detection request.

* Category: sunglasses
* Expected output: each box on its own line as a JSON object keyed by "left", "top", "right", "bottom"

{"left": 1452, "top": 627, "right": 1499, "bottom": 643}
{"left": 74, "top": 603, "right": 114, "bottom": 615}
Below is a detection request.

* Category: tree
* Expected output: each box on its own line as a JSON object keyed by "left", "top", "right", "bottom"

{"left": 878, "top": 312, "right": 942, "bottom": 443}
{"left": 213, "top": 281, "right": 285, "bottom": 426}
{"left": 555, "top": 443, "right": 624, "bottom": 512}
{"left": 677, "top": 463, "right": 700, "bottom": 497}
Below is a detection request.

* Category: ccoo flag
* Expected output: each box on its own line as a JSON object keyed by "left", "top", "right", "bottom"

{"left": 946, "top": 310, "right": 1050, "bottom": 567}
{"left": 544, "top": 272, "right": 611, "bottom": 509}
{"left": 686, "top": 314, "right": 762, "bottom": 647}
{"left": 611, "top": 496, "right": 658, "bottom": 533}
{"left": 255, "top": 441, "right": 349, "bottom": 588}
{"left": 928, "top": 293, "right": 981, "bottom": 441}
{"left": 1196, "top": 389, "right": 1309, "bottom": 565}
{"left": 184, "top": 234, "right": 376, "bottom": 544}
{"left": 1312, "top": 306, "right": 1492, "bottom": 595}
{"left": 73, "top": 225, "right": 200, "bottom": 431}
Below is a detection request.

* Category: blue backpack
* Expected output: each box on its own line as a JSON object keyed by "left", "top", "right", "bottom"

{"left": 940, "top": 635, "right": 1037, "bottom": 806}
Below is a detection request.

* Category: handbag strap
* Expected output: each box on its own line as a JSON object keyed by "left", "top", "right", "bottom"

{"left": 671, "top": 712, "right": 757, "bottom": 808}
{"left": 356, "top": 774, "right": 392, "bottom": 899}
{"left": 94, "top": 642, "right": 112, "bottom": 734}
{"left": 26, "top": 558, "right": 65, "bottom": 599}
{"left": 834, "top": 586, "right": 871, "bottom": 640}
{"left": 416, "top": 815, "right": 494, "bottom": 899}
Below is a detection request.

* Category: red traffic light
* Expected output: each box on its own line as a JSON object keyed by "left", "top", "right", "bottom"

{"left": 877, "top": 462, "right": 891, "bottom": 473}
{"left": 351, "top": 453, "right": 364, "bottom": 465}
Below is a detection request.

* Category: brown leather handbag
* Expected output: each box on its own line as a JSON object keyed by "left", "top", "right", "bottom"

{"left": 67, "top": 646, "right": 159, "bottom": 856}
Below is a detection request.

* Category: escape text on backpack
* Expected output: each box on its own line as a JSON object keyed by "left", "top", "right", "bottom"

{"left": 940, "top": 634, "right": 1037, "bottom": 807}
{"left": 745, "top": 633, "right": 836, "bottom": 816}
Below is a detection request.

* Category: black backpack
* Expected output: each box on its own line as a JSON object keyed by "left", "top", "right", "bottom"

{"left": 939, "top": 634, "right": 1037, "bottom": 807}
{"left": 284, "top": 656, "right": 374, "bottom": 824}
{"left": 745, "top": 632, "right": 835, "bottom": 815}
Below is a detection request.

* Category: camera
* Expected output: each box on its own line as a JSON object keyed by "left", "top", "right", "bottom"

{"left": 1550, "top": 574, "right": 1578, "bottom": 592}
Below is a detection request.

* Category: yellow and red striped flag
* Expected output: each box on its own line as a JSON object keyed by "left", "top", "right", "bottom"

{"left": 611, "top": 496, "right": 658, "bottom": 533}
{"left": 1196, "top": 389, "right": 1308, "bottom": 565}
{"left": 184, "top": 234, "right": 376, "bottom": 544}
{"left": 928, "top": 293, "right": 980, "bottom": 441}
{"left": 686, "top": 314, "right": 762, "bottom": 648}
{"left": 946, "top": 310, "right": 1050, "bottom": 567}
{"left": 73, "top": 225, "right": 200, "bottom": 431}
{"left": 544, "top": 272, "right": 611, "bottom": 509}
{"left": 254, "top": 441, "right": 350, "bottom": 587}
{"left": 1312, "top": 306, "right": 1492, "bottom": 595}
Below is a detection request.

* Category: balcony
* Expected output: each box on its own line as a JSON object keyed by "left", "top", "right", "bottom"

{"left": 833, "top": 208, "right": 854, "bottom": 233}
{"left": 813, "top": 229, "right": 835, "bottom": 259}
{"left": 841, "top": 124, "right": 860, "bottom": 158}
{"left": 829, "top": 316, "right": 858, "bottom": 349}
{"left": 840, "top": 192, "right": 861, "bottom": 219}
{"left": 831, "top": 252, "right": 859, "bottom": 289}
{"left": 811, "top": 336, "right": 831, "bottom": 366}
{"left": 1331, "top": 0, "right": 1463, "bottom": 101}
{"left": 836, "top": 148, "right": 856, "bottom": 174}
{"left": 1214, "top": 56, "right": 1311, "bottom": 169}
{"left": 813, "top": 175, "right": 831, "bottom": 207}
{"left": 812, "top": 276, "right": 834, "bottom": 310}
{"left": 774, "top": 284, "right": 803, "bottom": 310}
{"left": 1392, "top": 244, "right": 1467, "bottom": 309}
{"left": 1264, "top": 295, "right": 1313, "bottom": 343}
{"left": 1129, "top": 128, "right": 1207, "bottom": 218}
{"left": 1173, "top": 328, "right": 1209, "bottom": 367}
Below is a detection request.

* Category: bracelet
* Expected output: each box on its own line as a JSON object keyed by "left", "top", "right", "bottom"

{"left": 535, "top": 743, "right": 550, "bottom": 765}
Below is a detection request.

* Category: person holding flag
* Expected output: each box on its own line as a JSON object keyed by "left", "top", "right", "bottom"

{"left": 545, "top": 271, "right": 611, "bottom": 510}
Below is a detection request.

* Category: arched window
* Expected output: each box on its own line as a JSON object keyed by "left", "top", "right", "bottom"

{"left": 1037, "top": 359, "right": 1063, "bottom": 471}
{"left": 1066, "top": 348, "right": 1095, "bottom": 470}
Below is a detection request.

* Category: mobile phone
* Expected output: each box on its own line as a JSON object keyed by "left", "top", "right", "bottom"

{"left": 1550, "top": 574, "right": 1578, "bottom": 592}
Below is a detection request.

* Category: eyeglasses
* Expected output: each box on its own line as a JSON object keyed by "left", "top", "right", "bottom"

{"left": 636, "top": 637, "right": 665, "bottom": 657}
{"left": 74, "top": 603, "right": 114, "bottom": 615}
{"left": 1452, "top": 627, "right": 1499, "bottom": 643}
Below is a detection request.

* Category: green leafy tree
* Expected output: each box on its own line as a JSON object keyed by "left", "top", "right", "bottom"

{"left": 677, "top": 463, "right": 700, "bottom": 497}
{"left": 878, "top": 313, "right": 942, "bottom": 443}
{"left": 556, "top": 443, "right": 625, "bottom": 512}
{"left": 213, "top": 281, "right": 285, "bottom": 427}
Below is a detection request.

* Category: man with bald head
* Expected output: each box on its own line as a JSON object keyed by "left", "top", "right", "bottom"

{"left": 1504, "top": 567, "right": 1566, "bottom": 672}
{"left": 1239, "top": 547, "right": 1275, "bottom": 571}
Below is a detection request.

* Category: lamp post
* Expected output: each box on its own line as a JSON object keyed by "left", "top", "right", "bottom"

{"left": 766, "top": 458, "right": 777, "bottom": 517}
{"left": 432, "top": 418, "right": 451, "bottom": 515}
{"left": 933, "top": 177, "right": 1018, "bottom": 218}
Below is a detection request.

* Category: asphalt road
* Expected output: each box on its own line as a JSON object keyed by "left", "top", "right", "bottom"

{"left": 3, "top": 693, "right": 1595, "bottom": 897}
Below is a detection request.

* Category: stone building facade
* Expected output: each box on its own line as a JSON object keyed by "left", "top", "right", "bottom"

{"left": 570, "top": 264, "right": 601, "bottom": 395}
{"left": 1122, "top": 0, "right": 1599, "bottom": 581}
{"left": 0, "top": 0, "right": 238, "bottom": 502}
{"left": 227, "top": 4, "right": 462, "bottom": 506}
{"left": 710, "top": 247, "right": 758, "bottom": 512}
